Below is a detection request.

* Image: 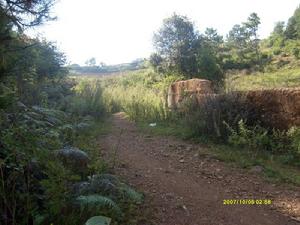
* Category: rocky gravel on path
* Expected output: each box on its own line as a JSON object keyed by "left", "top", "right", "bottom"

{"left": 99, "top": 113, "right": 300, "bottom": 225}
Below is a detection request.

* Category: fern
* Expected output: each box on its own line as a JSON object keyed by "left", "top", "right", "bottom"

{"left": 88, "top": 174, "right": 143, "bottom": 203}
{"left": 76, "top": 195, "right": 122, "bottom": 217}
{"left": 85, "top": 216, "right": 111, "bottom": 225}
{"left": 119, "top": 184, "right": 143, "bottom": 203}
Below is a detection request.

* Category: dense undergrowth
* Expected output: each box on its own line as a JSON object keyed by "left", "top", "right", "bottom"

{"left": 0, "top": 78, "right": 144, "bottom": 225}
{"left": 0, "top": 23, "right": 142, "bottom": 225}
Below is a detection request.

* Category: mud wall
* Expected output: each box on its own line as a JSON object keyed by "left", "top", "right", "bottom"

{"left": 167, "top": 79, "right": 300, "bottom": 130}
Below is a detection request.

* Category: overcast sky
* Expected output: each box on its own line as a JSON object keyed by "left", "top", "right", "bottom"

{"left": 27, "top": 0, "right": 300, "bottom": 65}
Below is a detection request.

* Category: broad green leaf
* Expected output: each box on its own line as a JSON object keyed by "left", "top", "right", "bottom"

{"left": 85, "top": 216, "right": 111, "bottom": 225}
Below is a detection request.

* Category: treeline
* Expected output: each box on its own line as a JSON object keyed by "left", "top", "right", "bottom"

{"left": 150, "top": 6, "right": 300, "bottom": 83}
{"left": 68, "top": 58, "right": 146, "bottom": 75}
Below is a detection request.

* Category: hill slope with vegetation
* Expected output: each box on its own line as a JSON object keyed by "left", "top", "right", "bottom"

{"left": 226, "top": 66, "right": 300, "bottom": 91}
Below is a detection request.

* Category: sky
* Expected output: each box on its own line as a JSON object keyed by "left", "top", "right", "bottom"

{"left": 27, "top": 0, "right": 300, "bottom": 65}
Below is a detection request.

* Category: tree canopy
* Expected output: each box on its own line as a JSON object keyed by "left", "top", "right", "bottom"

{"left": 153, "top": 14, "right": 198, "bottom": 76}
{"left": 152, "top": 13, "right": 223, "bottom": 82}
{"left": 0, "top": 0, "right": 56, "bottom": 30}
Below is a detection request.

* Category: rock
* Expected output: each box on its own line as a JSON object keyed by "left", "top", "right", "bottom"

{"left": 56, "top": 147, "right": 90, "bottom": 175}
{"left": 250, "top": 165, "right": 264, "bottom": 173}
{"left": 186, "top": 146, "right": 193, "bottom": 151}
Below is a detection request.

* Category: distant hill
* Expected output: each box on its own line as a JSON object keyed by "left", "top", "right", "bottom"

{"left": 68, "top": 58, "right": 147, "bottom": 76}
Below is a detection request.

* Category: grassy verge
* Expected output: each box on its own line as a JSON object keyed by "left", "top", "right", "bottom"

{"left": 226, "top": 66, "right": 300, "bottom": 91}
{"left": 138, "top": 121, "right": 300, "bottom": 186}
{"left": 74, "top": 117, "right": 112, "bottom": 173}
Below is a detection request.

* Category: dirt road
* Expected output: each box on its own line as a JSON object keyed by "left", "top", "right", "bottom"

{"left": 100, "top": 113, "right": 300, "bottom": 225}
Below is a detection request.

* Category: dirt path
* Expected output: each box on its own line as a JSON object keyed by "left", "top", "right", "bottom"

{"left": 99, "top": 113, "right": 300, "bottom": 225}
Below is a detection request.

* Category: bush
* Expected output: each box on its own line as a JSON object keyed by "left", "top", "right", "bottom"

{"left": 225, "top": 120, "right": 290, "bottom": 153}
{"left": 181, "top": 92, "right": 300, "bottom": 164}
{"left": 182, "top": 92, "right": 261, "bottom": 141}
{"left": 287, "top": 127, "right": 300, "bottom": 154}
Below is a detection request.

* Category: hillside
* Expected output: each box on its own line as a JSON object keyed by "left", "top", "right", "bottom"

{"left": 226, "top": 64, "right": 300, "bottom": 91}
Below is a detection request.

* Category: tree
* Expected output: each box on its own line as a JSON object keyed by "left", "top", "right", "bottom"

{"left": 0, "top": 0, "right": 56, "bottom": 30}
{"left": 195, "top": 43, "right": 223, "bottom": 83}
{"left": 244, "top": 13, "right": 261, "bottom": 66}
{"left": 226, "top": 13, "right": 261, "bottom": 69}
{"left": 243, "top": 13, "right": 260, "bottom": 40}
{"left": 153, "top": 13, "right": 198, "bottom": 76}
{"left": 98, "top": 62, "right": 106, "bottom": 67}
{"left": 285, "top": 6, "right": 300, "bottom": 39}
{"left": 0, "top": 0, "right": 57, "bottom": 79}
{"left": 268, "top": 21, "right": 285, "bottom": 51}
{"left": 273, "top": 21, "right": 285, "bottom": 37}
{"left": 152, "top": 14, "right": 224, "bottom": 82}
{"left": 203, "top": 28, "right": 224, "bottom": 65}
{"left": 227, "top": 24, "right": 248, "bottom": 63}
{"left": 149, "top": 53, "right": 163, "bottom": 72}
{"left": 85, "top": 57, "right": 97, "bottom": 67}
{"left": 203, "top": 28, "right": 223, "bottom": 49}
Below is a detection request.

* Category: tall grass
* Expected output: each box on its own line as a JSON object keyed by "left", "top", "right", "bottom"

{"left": 68, "top": 79, "right": 106, "bottom": 118}
{"left": 103, "top": 85, "right": 167, "bottom": 122}
{"left": 75, "top": 69, "right": 182, "bottom": 122}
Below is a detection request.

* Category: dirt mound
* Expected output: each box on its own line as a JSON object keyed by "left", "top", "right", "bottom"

{"left": 167, "top": 79, "right": 300, "bottom": 129}
{"left": 244, "top": 88, "right": 300, "bottom": 129}
{"left": 167, "top": 79, "right": 213, "bottom": 109}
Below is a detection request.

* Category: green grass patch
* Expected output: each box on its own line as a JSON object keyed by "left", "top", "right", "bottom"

{"left": 226, "top": 67, "right": 300, "bottom": 91}
{"left": 74, "top": 117, "right": 112, "bottom": 174}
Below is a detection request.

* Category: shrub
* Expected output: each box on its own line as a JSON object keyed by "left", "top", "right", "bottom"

{"left": 287, "top": 127, "right": 300, "bottom": 154}
{"left": 181, "top": 92, "right": 300, "bottom": 162}
{"left": 182, "top": 92, "right": 261, "bottom": 141}
{"left": 225, "top": 120, "right": 290, "bottom": 153}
